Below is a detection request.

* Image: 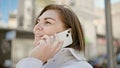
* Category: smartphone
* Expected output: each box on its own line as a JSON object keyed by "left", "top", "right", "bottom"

{"left": 57, "top": 28, "right": 73, "bottom": 48}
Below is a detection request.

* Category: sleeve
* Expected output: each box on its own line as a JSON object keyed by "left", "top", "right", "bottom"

{"left": 60, "top": 60, "right": 93, "bottom": 68}
{"left": 16, "top": 57, "right": 43, "bottom": 68}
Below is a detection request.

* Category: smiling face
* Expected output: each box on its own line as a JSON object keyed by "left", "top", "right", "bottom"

{"left": 33, "top": 10, "right": 66, "bottom": 45}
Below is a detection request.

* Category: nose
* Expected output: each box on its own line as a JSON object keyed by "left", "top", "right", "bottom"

{"left": 36, "top": 23, "right": 44, "bottom": 31}
{"left": 33, "top": 24, "right": 43, "bottom": 34}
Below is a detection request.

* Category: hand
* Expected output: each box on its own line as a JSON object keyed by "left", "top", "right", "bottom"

{"left": 29, "top": 34, "right": 63, "bottom": 63}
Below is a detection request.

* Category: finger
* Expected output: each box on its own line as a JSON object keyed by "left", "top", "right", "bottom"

{"left": 54, "top": 33, "right": 59, "bottom": 42}
{"left": 33, "top": 37, "right": 39, "bottom": 46}
{"left": 41, "top": 35, "right": 50, "bottom": 45}
{"left": 53, "top": 41, "right": 64, "bottom": 53}
{"left": 42, "top": 40, "right": 47, "bottom": 46}
{"left": 34, "top": 36, "right": 42, "bottom": 46}
{"left": 55, "top": 33, "right": 59, "bottom": 41}
{"left": 57, "top": 40, "right": 64, "bottom": 48}
{"left": 50, "top": 35, "right": 54, "bottom": 44}
{"left": 34, "top": 40, "right": 41, "bottom": 47}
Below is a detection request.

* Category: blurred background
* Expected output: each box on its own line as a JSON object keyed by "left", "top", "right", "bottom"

{"left": 0, "top": 0, "right": 120, "bottom": 68}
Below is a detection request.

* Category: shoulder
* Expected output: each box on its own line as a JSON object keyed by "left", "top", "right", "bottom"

{"left": 61, "top": 60, "right": 93, "bottom": 68}
{"left": 16, "top": 57, "right": 43, "bottom": 68}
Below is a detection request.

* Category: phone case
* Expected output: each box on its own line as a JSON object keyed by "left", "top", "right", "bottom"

{"left": 57, "top": 28, "right": 73, "bottom": 47}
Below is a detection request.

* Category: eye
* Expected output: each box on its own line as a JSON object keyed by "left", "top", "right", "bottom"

{"left": 45, "top": 21, "right": 51, "bottom": 24}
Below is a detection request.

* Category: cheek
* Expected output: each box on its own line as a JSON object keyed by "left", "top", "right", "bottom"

{"left": 43, "top": 26, "right": 57, "bottom": 35}
{"left": 44, "top": 29, "right": 56, "bottom": 36}
{"left": 44, "top": 25, "right": 65, "bottom": 36}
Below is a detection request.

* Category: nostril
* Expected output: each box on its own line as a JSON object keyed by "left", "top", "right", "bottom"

{"left": 35, "top": 23, "right": 44, "bottom": 31}
{"left": 39, "top": 27, "right": 43, "bottom": 30}
{"left": 35, "top": 25, "right": 43, "bottom": 31}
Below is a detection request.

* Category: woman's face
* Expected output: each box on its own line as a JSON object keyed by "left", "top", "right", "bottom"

{"left": 33, "top": 10, "right": 66, "bottom": 45}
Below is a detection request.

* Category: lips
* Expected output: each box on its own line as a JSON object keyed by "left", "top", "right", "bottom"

{"left": 35, "top": 34, "right": 43, "bottom": 37}
{"left": 35, "top": 34, "right": 44, "bottom": 39}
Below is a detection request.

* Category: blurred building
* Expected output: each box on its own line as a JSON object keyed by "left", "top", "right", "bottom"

{"left": 0, "top": 20, "right": 8, "bottom": 28}
{"left": 0, "top": 0, "right": 35, "bottom": 68}
{"left": 0, "top": 28, "right": 34, "bottom": 68}
{"left": 94, "top": 2, "right": 120, "bottom": 55}
{"left": 5, "top": 0, "right": 34, "bottom": 31}
{"left": 112, "top": 2, "right": 120, "bottom": 39}
{"left": 23, "top": 0, "right": 34, "bottom": 31}
{"left": 8, "top": 10, "right": 18, "bottom": 29}
{"left": 35, "top": 0, "right": 55, "bottom": 17}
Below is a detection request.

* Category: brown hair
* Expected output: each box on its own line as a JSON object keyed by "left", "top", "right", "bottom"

{"left": 36, "top": 4, "right": 85, "bottom": 51}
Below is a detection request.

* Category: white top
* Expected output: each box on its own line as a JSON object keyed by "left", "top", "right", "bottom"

{"left": 16, "top": 48, "right": 93, "bottom": 68}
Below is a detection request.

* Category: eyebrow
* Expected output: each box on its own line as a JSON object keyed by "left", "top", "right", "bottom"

{"left": 44, "top": 17, "right": 55, "bottom": 21}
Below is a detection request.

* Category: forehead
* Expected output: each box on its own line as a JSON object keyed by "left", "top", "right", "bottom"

{"left": 39, "top": 10, "right": 61, "bottom": 19}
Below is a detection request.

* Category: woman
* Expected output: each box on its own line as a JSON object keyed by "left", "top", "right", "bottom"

{"left": 16, "top": 4, "right": 93, "bottom": 68}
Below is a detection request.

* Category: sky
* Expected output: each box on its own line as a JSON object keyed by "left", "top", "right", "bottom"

{"left": 0, "top": 0, "right": 18, "bottom": 23}
{"left": 0, "top": 0, "right": 120, "bottom": 23}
